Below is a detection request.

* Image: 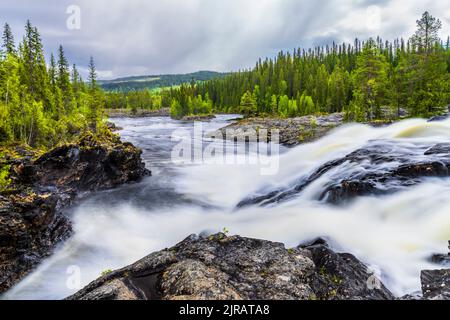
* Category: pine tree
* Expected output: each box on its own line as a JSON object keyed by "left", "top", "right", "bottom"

{"left": 351, "top": 39, "right": 391, "bottom": 120}
{"left": 327, "top": 66, "right": 349, "bottom": 113}
{"left": 57, "top": 45, "right": 74, "bottom": 114}
{"left": 406, "top": 12, "right": 448, "bottom": 117}
{"left": 0, "top": 54, "right": 21, "bottom": 141}
{"left": 239, "top": 90, "right": 257, "bottom": 116}
{"left": 2, "top": 23, "right": 15, "bottom": 55}
{"left": 411, "top": 11, "right": 442, "bottom": 54}
{"left": 49, "top": 54, "right": 57, "bottom": 88}
{"left": 87, "top": 56, "right": 103, "bottom": 132}
{"left": 0, "top": 21, "right": 106, "bottom": 148}
{"left": 88, "top": 56, "right": 97, "bottom": 89}
{"left": 57, "top": 45, "right": 71, "bottom": 92}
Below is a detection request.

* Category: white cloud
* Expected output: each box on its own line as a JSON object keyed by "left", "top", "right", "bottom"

{"left": 1, "top": 0, "right": 449, "bottom": 79}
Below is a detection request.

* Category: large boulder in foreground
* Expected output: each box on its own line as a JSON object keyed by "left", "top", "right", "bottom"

{"left": 67, "top": 234, "right": 394, "bottom": 300}
{"left": 0, "top": 132, "right": 150, "bottom": 293}
{"left": 30, "top": 132, "right": 150, "bottom": 191}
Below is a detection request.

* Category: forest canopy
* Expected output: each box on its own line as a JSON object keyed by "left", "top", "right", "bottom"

{"left": 1, "top": 12, "right": 449, "bottom": 138}
{"left": 167, "top": 11, "right": 450, "bottom": 120}
{"left": 0, "top": 21, "right": 104, "bottom": 148}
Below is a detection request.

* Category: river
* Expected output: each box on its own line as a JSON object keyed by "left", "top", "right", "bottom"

{"left": 3, "top": 115, "right": 450, "bottom": 299}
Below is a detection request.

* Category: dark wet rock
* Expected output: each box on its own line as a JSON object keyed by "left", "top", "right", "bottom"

{"left": 421, "top": 269, "right": 450, "bottom": 300}
{"left": 67, "top": 234, "right": 393, "bottom": 300}
{"left": 29, "top": 133, "right": 150, "bottom": 191}
{"left": 0, "top": 132, "right": 150, "bottom": 293}
{"left": 400, "top": 292, "right": 423, "bottom": 300}
{"left": 106, "top": 121, "right": 123, "bottom": 132}
{"left": 208, "top": 113, "right": 344, "bottom": 147}
{"left": 428, "top": 105, "right": 450, "bottom": 122}
{"left": 0, "top": 192, "right": 72, "bottom": 294}
{"left": 300, "top": 240, "right": 394, "bottom": 300}
{"left": 424, "top": 143, "right": 450, "bottom": 156}
{"left": 430, "top": 241, "right": 450, "bottom": 267}
{"left": 238, "top": 141, "right": 450, "bottom": 207}
{"left": 402, "top": 243, "right": 450, "bottom": 300}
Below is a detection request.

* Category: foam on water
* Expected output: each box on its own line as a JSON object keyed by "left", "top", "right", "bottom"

{"left": 3, "top": 116, "right": 450, "bottom": 299}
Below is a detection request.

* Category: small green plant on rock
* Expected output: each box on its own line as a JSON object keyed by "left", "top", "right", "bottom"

{"left": 0, "top": 153, "right": 11, "bottom": 192}
{"left": 308, "top": 294, "right": 317, "bottom": 300}
{"left": 101, "top": 269, "right": 113, "bottom": 277}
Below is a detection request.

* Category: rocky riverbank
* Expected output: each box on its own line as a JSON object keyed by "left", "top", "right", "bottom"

{"left": 208, "top": 113, "right": 344, "bottom": 146}
{"left": 67, "top": 233, "right": 449, "bottom": 300}
{"left": 0, "top": 132, "right": 150, "bottom": 293}
{"left": 179, "top": 114, "right": 216, "bottom": 121}
{"left": 208, "top": 108, "right": 450, "bottom": 148}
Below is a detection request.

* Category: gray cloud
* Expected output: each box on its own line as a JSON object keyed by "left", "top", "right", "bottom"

{"left": 1, "top": 0, "right": 449, "bottom": 79}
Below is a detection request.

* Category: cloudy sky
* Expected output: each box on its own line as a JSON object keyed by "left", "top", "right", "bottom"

{"left": 1, "top": 0, "right": 449, "bottom": 79}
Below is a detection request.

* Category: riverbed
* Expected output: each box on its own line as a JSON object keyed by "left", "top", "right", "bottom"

{"left": 3, "top": 115, "right": 450, "bottom": 299}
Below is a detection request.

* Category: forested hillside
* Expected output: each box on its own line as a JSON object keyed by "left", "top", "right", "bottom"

{"left": 169, "top": 12, "right": 450, "bottom": 120}
{"left": 99, "top": 71, "right": 227, "bottom": 92}
{"left": 0, "top": 21, "right": 104, "bottom": 149}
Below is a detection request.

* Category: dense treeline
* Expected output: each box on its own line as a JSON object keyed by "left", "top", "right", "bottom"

{"left": 170, "top": 12, "right": 450, "bottom": 120}
{"left": 103, "top": 81, "right": 214, "bottom": 119}
{"left": 100, "top": 71, "right": 227, "bottom": 92}
{"left": 0, "top": 21, "right": 104, "bottom": 148}
{"left": 104, "top": 89, "right": 172, "bottom": 113}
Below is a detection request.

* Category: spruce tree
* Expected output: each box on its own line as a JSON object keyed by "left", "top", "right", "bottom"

{"left": 351, "top": 38, "right": 391, "bottom": 120}
{"left": 88, "top": 56, "right": 97, "bottom": 89}
{"left": 2, "top": 23, "right": 15, "bottom": 55}
{"left": 406, "top": 12, "right": 448, "bottom": 117}
{"left": 57, "top": 45, "right": 74, "bottom": 114}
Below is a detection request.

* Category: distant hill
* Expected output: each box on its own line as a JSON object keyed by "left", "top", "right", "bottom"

{"left": 99, "top": 71, "right": 227, "bottom": 92}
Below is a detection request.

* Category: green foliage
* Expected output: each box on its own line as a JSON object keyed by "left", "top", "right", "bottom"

{"left": 104, "top": 89, "right": 165, "bottom": 111}
{"left": 0, "top": 21, "right": 104, "bottom": 149}
{"left": 239, "top": 90, "right": 257, "bottom": 116}
{"left": 166, "top": 12, "right": 449, "bottom": 122}
{"left": 350, "top": 39, "right": 391, "bottom": 120}
{"left": 101, "top": 269, "right": 113, "bottom": 277}
{"left": 0, "top": 152, "right": 11, "bottom": 191}
{"left": 170, "top": 99, "right": 183, "bottom": 119}
{"left": 99, "top": 71, "right": 227, "bottom": 92}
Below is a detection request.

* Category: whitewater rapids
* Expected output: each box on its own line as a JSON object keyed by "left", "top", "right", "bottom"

{"left": 2, "top": 115, "right": 450, "bottom": 299}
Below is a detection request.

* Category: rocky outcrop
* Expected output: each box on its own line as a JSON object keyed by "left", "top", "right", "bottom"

{"left": 299, "top": 239, "right": 393, "bottom": 300}
{"left": 67, "top": 234, "right": 394, "bottom": 300}
{"left": 0, "top": 132, "right": 150, "bottom": 293}
{"left": 428, "top": 105, "right": 450, "bottom": 122}
{"left": 421, "top": 269, "right": 450, "bottom": 300}
{"left": 238, "top": 141, "right": 450, "bottom": 207}
{"left": 179, "top": 115, "right": 216, "bottom": 121}
{"left": 208, "top": 113, "right": 344, "bottom": 147}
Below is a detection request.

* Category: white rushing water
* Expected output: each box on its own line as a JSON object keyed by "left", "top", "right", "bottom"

{"left": 3, "top": 115, "right": 450, "bottom": 299}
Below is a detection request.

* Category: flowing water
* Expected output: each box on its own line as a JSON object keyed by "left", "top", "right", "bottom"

{"left": 3, "top": 115, "right": 450, "bottom": 299}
